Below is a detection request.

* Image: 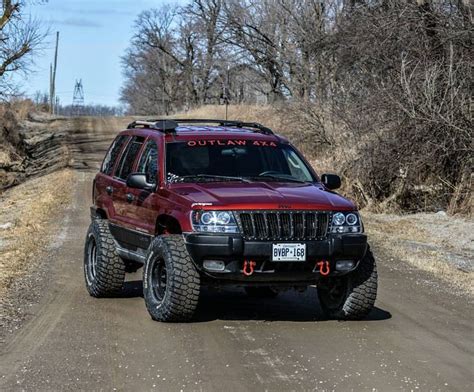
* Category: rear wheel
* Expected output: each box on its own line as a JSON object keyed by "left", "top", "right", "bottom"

{"left": 143, "top": 235, "right": 200, "bottom": 322}
{"left": 244, "top": 287, "right": 279, "bottom": 298}
{"left": 317, "top": 248, "right": 377, "bottom": 320}
{"left": 84, "top": 220, "right": 126, "bottom": 297}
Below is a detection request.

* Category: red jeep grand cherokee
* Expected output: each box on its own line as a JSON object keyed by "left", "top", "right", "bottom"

{"left": 84, "top": 119, "right": 377, "bottom": 322}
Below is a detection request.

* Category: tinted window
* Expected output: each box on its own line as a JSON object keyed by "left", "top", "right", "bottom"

{"left": 101, "top": 135, "right": 128, "bottom": 175}
{"left": 115, "top": 136, "right": 145, "bottom": 180}
{"left": 166, "top": 141, "right": 315, "bottom": 183}
{"left": 137, "top": 140, "right": 159, "bottom": 184}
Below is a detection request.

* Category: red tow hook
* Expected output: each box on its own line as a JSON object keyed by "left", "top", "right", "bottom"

{"left": 243, "top": 260, "right": 256, "bottom": 276}
{"left": 317, "top": 260, "right": 330, "bottom": 276}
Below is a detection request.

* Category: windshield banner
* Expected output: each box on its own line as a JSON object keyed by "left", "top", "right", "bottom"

{"left": 187, "top": 140, "right": 277, "bottom": 147}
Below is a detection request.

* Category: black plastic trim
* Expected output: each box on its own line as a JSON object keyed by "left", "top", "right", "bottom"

{"left": 184, "top": 233, "right": 368, "bottom": 283}
{"left": 109, "top": 223, "right": 152, "bottom": 250}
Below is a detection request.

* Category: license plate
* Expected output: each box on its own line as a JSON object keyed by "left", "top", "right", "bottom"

{"left": 272, "top": 243, "right": 306, "bottom": 262}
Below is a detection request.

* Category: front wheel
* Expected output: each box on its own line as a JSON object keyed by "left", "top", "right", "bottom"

{"left": 317, "top": 247, "right": 377, "bottom": 320}
{"left": 143, "top": 235, "right": 200, "bottom": 322}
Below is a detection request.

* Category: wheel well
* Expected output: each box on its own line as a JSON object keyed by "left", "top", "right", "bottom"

{"left": 96, "top": 208, "right": 107, "bottom": 219}
{"left": 156, "top": 215, "right": 182, "bottom": 235}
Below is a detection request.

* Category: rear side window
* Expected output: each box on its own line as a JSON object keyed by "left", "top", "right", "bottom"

{"left": 115, "top": 136, "right": 145, "bottom": 180}
{"left": 137, "top": 140, "right": 159, "bottom": 184}
{"left": 101, "top": 135, "right": 128, "bottom": 175}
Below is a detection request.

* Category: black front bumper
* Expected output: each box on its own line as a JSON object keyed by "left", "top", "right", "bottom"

{"left": 184, "top": 233, "right": 368, "bottom": 284}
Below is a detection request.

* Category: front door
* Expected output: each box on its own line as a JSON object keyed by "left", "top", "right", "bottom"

{"left": 133, "top": 139, "right": 160, "bottom": 234}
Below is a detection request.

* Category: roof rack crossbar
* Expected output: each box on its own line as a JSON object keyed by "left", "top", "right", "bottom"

{"left": 127, "top": 120, "right": 178, "bottom": 133}
{"left": 126, "top": 119, "right": 274, "bottom": 135}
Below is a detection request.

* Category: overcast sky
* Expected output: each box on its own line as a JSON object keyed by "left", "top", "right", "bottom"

{"left": 18, "top": 0, "right": 174, "bottom": 107}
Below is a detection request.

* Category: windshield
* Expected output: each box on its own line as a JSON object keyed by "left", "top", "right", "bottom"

{"left": 166, "top": 140, "right": 316, "bottom": 183}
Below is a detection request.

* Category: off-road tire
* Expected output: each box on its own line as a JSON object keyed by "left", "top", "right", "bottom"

{"left": 245, "top": 287, "right": 279, "bottom": 298}
{"left": 84, "top": 220, "right": 126, "bottom": 297}
{"left": 317, "top": 247, "right": 377, "bottom": 320}
{"left": 143, "top": 235, "right": 200, "bottom": 322}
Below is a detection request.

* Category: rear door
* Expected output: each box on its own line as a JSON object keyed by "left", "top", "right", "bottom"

{"left": 94, "top": 134, "right": 129, "bottom": 218}
{"left": 110, "top": 136, "right": 145, "bottom": 228}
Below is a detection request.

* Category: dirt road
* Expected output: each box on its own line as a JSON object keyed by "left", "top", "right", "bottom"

{"left": 1, "top": 119, "right": 473, "bottom": 391}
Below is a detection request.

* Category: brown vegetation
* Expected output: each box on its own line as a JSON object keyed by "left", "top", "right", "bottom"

{"left": 173, "top": 103, "right": 473, "bottom": 215}
{"left": 0, "top": 105, "right": 70, "bottom": 190}
{"left": 364, "top": 211, "right": 473, "bottom": 295}
{"left": 0, "top": 169, "right": 74, "bottom": 300}
{"left": 120, "top": 0, "right": 472, "bottom": 215}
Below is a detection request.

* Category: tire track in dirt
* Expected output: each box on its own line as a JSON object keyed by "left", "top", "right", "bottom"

{"left": 0, "top": 117, "right": 473, "bottom": 391}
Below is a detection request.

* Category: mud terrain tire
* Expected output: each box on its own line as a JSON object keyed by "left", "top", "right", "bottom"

{"left": 143, "top": 235, "right": 200, "bottom": 322}
{"left": 317, "top": 248, "right": 377, "bottom": 320}
{"left": 245, "top": 287, "right": 279, "bottom": 298}
{"left": 84, "top": 220, "right": 126, "bottom": 297}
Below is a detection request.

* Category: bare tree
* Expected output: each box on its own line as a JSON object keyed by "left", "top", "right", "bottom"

{"left": 0, "top": 1, "right": 47, "bottom": 96}
{"left": 120, "top": 0, "right": 473, "bottom": 213}
{"left": 222, "top": 0, "right": 288, "bottom": 102}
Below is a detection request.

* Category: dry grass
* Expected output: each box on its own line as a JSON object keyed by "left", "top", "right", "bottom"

{"left": 0, "top": 100, "right": 35, "bottom": 121}
{"left": 363, "top": 212, "right": 473, "bottom": 296}
{"left": 177, "top": 105, "right": 473, "bottom": 295}
{"left": 0, "top": 169, "right": 75, "bottom": 299}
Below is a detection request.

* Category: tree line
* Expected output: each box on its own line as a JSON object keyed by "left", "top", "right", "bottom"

{"left": 121, "top": 0, "right": 472, "bottom": 213}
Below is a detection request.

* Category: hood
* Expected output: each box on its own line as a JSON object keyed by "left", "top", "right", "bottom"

{"left": 169, "top": 181, "right": 355, "bottom": 211}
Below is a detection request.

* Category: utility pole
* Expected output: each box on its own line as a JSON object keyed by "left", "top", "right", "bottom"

{"left": 225, "top": 65, "right": 230, "bottom": 121}
{"left": 55, "top": 96, "right": 60, "bottom": 115}
{"left": 49, "top": 31, "right": 59, "bottom": 115}
{"left": 49, "top": 64, "right": 53, "bottom": 113}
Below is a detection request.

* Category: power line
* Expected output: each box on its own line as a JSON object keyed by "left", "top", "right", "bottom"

{"left": 72, "top": 79, "right": 85, "bottom": 115}
{"left": 73, "top": 79, "right": 85, "bottom": 105}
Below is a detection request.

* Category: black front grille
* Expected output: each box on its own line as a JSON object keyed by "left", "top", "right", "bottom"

{"left": 236, "top": 211, "right": 329, "bottom": 240}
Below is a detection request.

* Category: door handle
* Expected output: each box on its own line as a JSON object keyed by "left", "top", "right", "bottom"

{"left": 106, "top": 186, "right": 113, "bottom": 195}
{"left": 126, "top": 193, "right": 135, "bottom": 203}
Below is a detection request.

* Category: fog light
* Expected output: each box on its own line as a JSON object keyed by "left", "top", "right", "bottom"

{"left": 335, "top": 260, "right": 355, "bottom": 271}
{"left": 203, "top": 260, "right": 226, "bottom": 272}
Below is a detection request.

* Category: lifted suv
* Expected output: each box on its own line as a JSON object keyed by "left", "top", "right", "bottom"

{"left": 84, "top": 119, "right": 377, "bottom": 322}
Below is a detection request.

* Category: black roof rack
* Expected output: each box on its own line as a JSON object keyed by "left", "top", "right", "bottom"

{"left": 126, "top": 119, "right": 274, "bottom": 135}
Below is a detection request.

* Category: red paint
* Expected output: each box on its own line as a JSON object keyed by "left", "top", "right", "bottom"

{"left": 243, "top": 260, "right": 256, "bottom": 276}
{"left": 317, "top": 261, "right": 330, "bottom": 276}
{"left": 94, "top": 125, "right": 356, "bottom": 235}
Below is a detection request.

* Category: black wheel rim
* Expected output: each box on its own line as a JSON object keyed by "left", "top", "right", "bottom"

{"left": 150, "top": 258, "right": 167, "bottom": 302}
{"left": 321, "top": 277, "right": 348, "bottom": 310}
{"left": 86, "top": 235, "right": 97, "bottom": 285}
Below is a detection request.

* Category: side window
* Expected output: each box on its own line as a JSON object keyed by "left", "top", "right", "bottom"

{"left": 101, "top": 135, "right": 128, "bottom": 175}
{"left": 282, "top": 149, "right": 313, "bottom": 181}
{"left": 137, "top": 140, "right": 159, "bottom": 184}
{"left": 115, "top": 136, "right": 145, "bottom": 180}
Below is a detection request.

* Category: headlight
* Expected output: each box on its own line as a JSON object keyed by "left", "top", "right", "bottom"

{"left": 346, "top": 213, "right": 358, "bottom": 225}
{"left": 191, "top": 211, "right": 239, "bottom": 233}
{"left": 332, "top": 212, "right": 346, "bottom": 226}
{"left": 330, "top": 212, "right": 363, "bottom": 233}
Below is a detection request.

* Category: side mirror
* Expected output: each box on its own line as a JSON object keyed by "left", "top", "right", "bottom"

{"left": 321, "top": 173, "right": 341, "bottom": 190}
{"left": 126, "top": 173, "right": 155, "bottom": 191}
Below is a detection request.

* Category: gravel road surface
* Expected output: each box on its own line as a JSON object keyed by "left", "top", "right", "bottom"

{"left": 0, "top": 119, "right": 472, "bottom": 391}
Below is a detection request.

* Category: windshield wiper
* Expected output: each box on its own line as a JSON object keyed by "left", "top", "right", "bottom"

{"left": 177, "top": 174, "right": 252, "bottom": 183}
{"left": 254, "top": 174, "right": 308, "bottom": 184}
